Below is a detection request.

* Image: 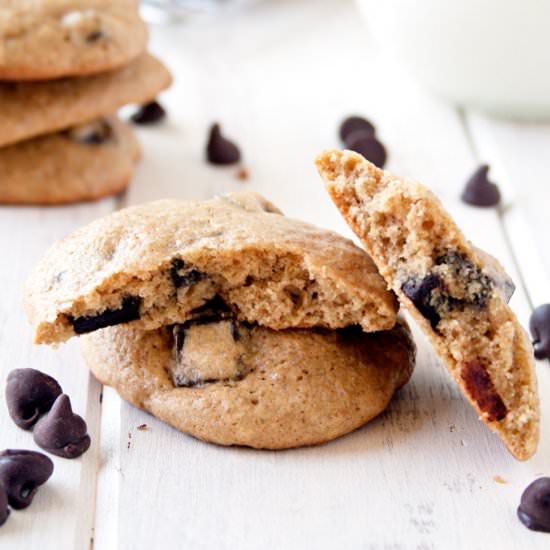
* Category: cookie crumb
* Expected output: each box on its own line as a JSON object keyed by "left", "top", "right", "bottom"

{"left": 493, "top": 475, "right": 507, "bottom": 484}
{"left": 236, "top": 167, "right": 249, "bottom": 181}
{"left": 137, "top": 424, "right": 148, "bottom": 431}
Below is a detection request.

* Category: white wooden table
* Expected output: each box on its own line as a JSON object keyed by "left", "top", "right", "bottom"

{"left": 1, "top": 1, "right": 549, "bottom": 548}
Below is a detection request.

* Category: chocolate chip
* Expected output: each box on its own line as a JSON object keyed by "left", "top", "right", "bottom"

{"left": 33, "top": 395, "right": 91, "bottom": 459}
{"left": 0, "top": 450, "right": 54, "bottom": 510}
{"left": 86, "top": 30, "right": 104, "bottom": 42}
{"left": 402, "top": 274, "right": 442, "bottom": 329}
{"left": 169, "top": 259, "right": 205, "bottom": 289}
{"left": 206, "top": 123, "right": 241, "bottom": 165}
{"left": 130, "top": 100, "right": 166, "bottom": 125}
{"left": 67, "top": 119, "right": 113, "bottom": 145}
{"left": 345, "top": 131, "right": 387, "bottom": 168}
{"left": 530, "top": 304, "right": 550, "bottom": 360}
{"left": 517, "top": 477, "right": 550, "bottom": 532}
{"left": 71, "top": 296, "right": 141, "bottom": 334}
{"left": 0, "top": 484, "right": 8, "bottom": 527}
{"left": 461, "top": 165, "right": 501, "bottom": 207}
{"left": 190, "top": 295, "right": 232, "bottom": 323}
{"left": 339, "top": 116, "right": 375, "bottom": 142}
{"left": 5, "top": 369, "right": 62, "bottom": 429}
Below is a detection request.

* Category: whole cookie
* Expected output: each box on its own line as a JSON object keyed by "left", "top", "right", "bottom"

{"left": 0, "top": 0, "right": 147, "bottom": 81}
{"left": 81, "top": 319, "right": 415, "bottom": 448}
{"left": 25, "top": 192, "right": 398, "bottom": 344}
{"left": 316, "top": 149, "right": 539, "bottom": 461}
{"left": 0, "top": 53, "right": 172, "bottom": 148}
{"left": 0, "top": 116, "right": 141, "bottom": 205}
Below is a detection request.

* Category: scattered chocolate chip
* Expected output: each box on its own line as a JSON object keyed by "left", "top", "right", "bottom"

{"left": 0, "top": 484, "right": 9, "bottom": 527}
{"left": 530, "top": 304, "right": 550, "bottom": 360}
{"left": 169, "top": 259, "right": 205, "bottom": 289}
{"left": 33, "top": 395, "right": 91, "bottom": 459}
{"left": 339, "top": 116, "right": 375, "bottom": 142}
{"left": 401, "top": 274, "right": 442, "bottom": 329}
{"left": 206, "top": 124, "right": 241, "bottom": 165}
{"left": 67, "top": 119, "right": 113, "bottom": 145}
{"left": 71, "top": 296, "right": 141, "bottom": 334}
{"left": 517, "top": 477, "right": 550, "bottom": 532}
{"left": 130, "top": 100, "right": 166, "bottom": 125}
{"left": 345, "top": 131, "right": 387, "bottom": 168}
{"left": 461, "top": 165, "right": 501, "bottom": 207}
{"left": 5, "top": 369, "right": 62, "bottom": 430}
{"left": 236, "top": 167, "right": 249, "bottom": 181}
{"left": 460, "top": 360, "right": 507, "bottom": 421}
{"left": 137, "top": 424, "right": 148, "bottom": 431}
{"left": 0, "top": 450, "right": 54, "bottom": 510}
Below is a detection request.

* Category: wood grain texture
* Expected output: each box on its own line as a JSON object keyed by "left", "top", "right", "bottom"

{"left": 1, "top": 1, "right": 549, "bottom": 549}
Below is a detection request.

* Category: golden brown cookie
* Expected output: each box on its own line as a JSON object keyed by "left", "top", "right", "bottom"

{"left": 25, "top": 192, "right": 398, "bottom": 344}
{"left": 0, "top": 0, "right": 147, "bottom": 80}
{"left": 0, "top": 116, "right": 141, "bottom": 205}
{"left": 0, "top": 53, "right": 172, "bottom": 148}
{"left": 316, "top": 149, "right": 539, "bottom": 460}
{"left": 81, "top": 319, "right": 416, "bottom": 449}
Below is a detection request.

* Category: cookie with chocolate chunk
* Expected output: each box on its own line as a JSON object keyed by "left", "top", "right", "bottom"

{"left": 0, "top": 0, "right": 147, "bottom": 80}
{"left": 0, "top": 53, "right": 172, "bottom": 148}
{"left": 0, "top": 116, "right": 140, "bottom": 205}
{"left": 81, "top": 318, "right": 415, "bottom": 448}
{"left": 25, "top": 192, "right": 398, "bottom": 344}
{"left": 316, "top": 149, "right": 539, "bottom": 460}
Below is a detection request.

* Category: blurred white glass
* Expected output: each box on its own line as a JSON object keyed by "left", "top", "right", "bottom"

{"left": 356, "top": 0, "right": 550, "bottom": 120}
{"left": 141, "top": 0, "right": 255, "bottom": 23}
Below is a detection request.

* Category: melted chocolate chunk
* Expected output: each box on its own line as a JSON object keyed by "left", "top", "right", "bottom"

{"left": 5, "top": 369, "right": 62, "bottom": 430}
{"left": 169, "top": 259, "right": 205, "bottom": 289}
{"left": 0, "top": 483, "right": 8, "bottom": 527}
{"left": 402, "top": 274, "right": 443, "bottom": 328}
{"left": 461, "top": 165, "right": 501, "bottom": 207}
{"left": 339, "top": 116, "right": 375, "bottom": 142}
{"left": 345, "top": 131, "right": 387, "bottom": 168}
{"left": 530, "top": 304, "right": 550, "bottom": 360}
{"left": 67, "top": 119, "right": 113, "bottom": 145}
{"left": 206, "top": 123, "right": 241, "bottom": 165}
{"left": 190, "top": 295, "right": 232, "bottom": 323}
{"left": 130, "top": 100, "right": 166, "bottom": 125}
{"left": 0, "top": 450, "right": 54, "bottom": 510}
{"left": 518, "top": 477, "right": 550, "bottom": 532}
{"left": 71, "top": 296, "right": 141, "bottom": 334}
{"left": 33, "top": 395, "right": 90, "bottom": 459}
{"left": 460, "top": 361, "right": 507, "bottom": 421}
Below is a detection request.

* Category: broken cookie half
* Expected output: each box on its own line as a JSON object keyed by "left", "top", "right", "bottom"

{"left": 25, "top": 192, "right": 398, "bottom": 344}
{"left": 316, "top": 149, "right": 539, "bottom": 460}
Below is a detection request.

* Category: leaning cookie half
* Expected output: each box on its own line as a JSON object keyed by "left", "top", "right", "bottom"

{"left": 25, "top": 192, "right": 398, "bottom": 345}
{"left": 0, "top": 116, "right": 141, "bottom": 205}
{"left": 316, "top": 149, "right": 539, "bottom": 460}
{"left": 81, "top": 318, "right": 415, "bottom": 448}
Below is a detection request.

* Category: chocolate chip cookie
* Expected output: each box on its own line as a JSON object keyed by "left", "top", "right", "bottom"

{"left": 25, "top": 192, "right": 398, "bottom": 344}
{"left": 316, "top": 149, "right": 539, "bottom": 460}
{"left": 81, "top": 318, "right": 415, "bottom": 448}
{"left": 0, "top": 0, "right": 147, "bottom": 81}
{"left": 0, "top": 116, "right": 140, "bottom": 205}
{"left": 0, "top": 53, "right": 172, "bottom": 148}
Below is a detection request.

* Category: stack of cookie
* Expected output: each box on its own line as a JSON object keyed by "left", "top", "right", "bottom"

{"left": 0, "top": 1, "right": 172, "bottom": 205}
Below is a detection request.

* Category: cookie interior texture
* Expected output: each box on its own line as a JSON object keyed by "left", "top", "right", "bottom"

{"left": 0, "top": 115, "right": 141, "bottom": 205}
{"left": 0, "top": 0, "right": 148, "bottom": 80}
{"left": 316, "top": 149, "right": 539, "bottom": 461}
{"left": 26, "top": 192, "right": 398, "bottom": 344}
{"left": 81, "top": 318, "right": 415, "bottom": 448}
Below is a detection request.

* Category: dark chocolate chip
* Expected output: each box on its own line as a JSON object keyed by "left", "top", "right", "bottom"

{"left": 339, "top": 116, "right": 375, "bottom": 142}
{"left": 169, "top": 259, "right": 205, "bottom": 289}
{"left": 530, "top": 304, "right": 550, "bottom": 360}
{"left": 71, "top": 296, "right": 141, "bottom": 334}
{"left": 517, "top": 477, "right": 550, "bottom": 532}
{"left": 130, "top": 100, "right": 166, "bottom": 125}
{"left": 401, "top": 274, "right": 442, "bottom": 329}
{"left": 0, "top": 450, "right": 54, "bottom": 510}
{"left": 0, "top": 483, "right": 8, "bottom": 527}
{"left": 5, "top": 369, "right": 62, "bottom": 430}
{"left": 33, "top": 395, "right": 91, "bottom": 459}
{"left": 86, "top": 30, "right": 105, "bottom": 42}
{"left": 345, "top": 131, "right": 387, "bottom": 168}
{"left": 206, "top": 123, "right": 241, "bottom": 165}
{"left": 67, "top": 119, "right": 113, "bottom": 145}
{"left": 461, "top": 165, "right": 501, "bottom": 207}
{"left": 190, "top": 295, "right": 232, "bottom": 323}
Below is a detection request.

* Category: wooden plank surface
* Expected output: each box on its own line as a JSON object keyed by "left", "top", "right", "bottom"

{"left": 1, "top": 1, "right": 549, "bottom": 549}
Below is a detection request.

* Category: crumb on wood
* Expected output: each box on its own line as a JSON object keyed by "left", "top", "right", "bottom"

{"left": 236, "top": 166, "right": 249, "bottom": 181}
{"left": 449, "top": 424, "right": 456, "bottom": 432}
{"left": 493, "top": 475, "right": 507, "bottom": 484}
{"left": 137, "top": 424, "right": 148, "bottom": 431}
